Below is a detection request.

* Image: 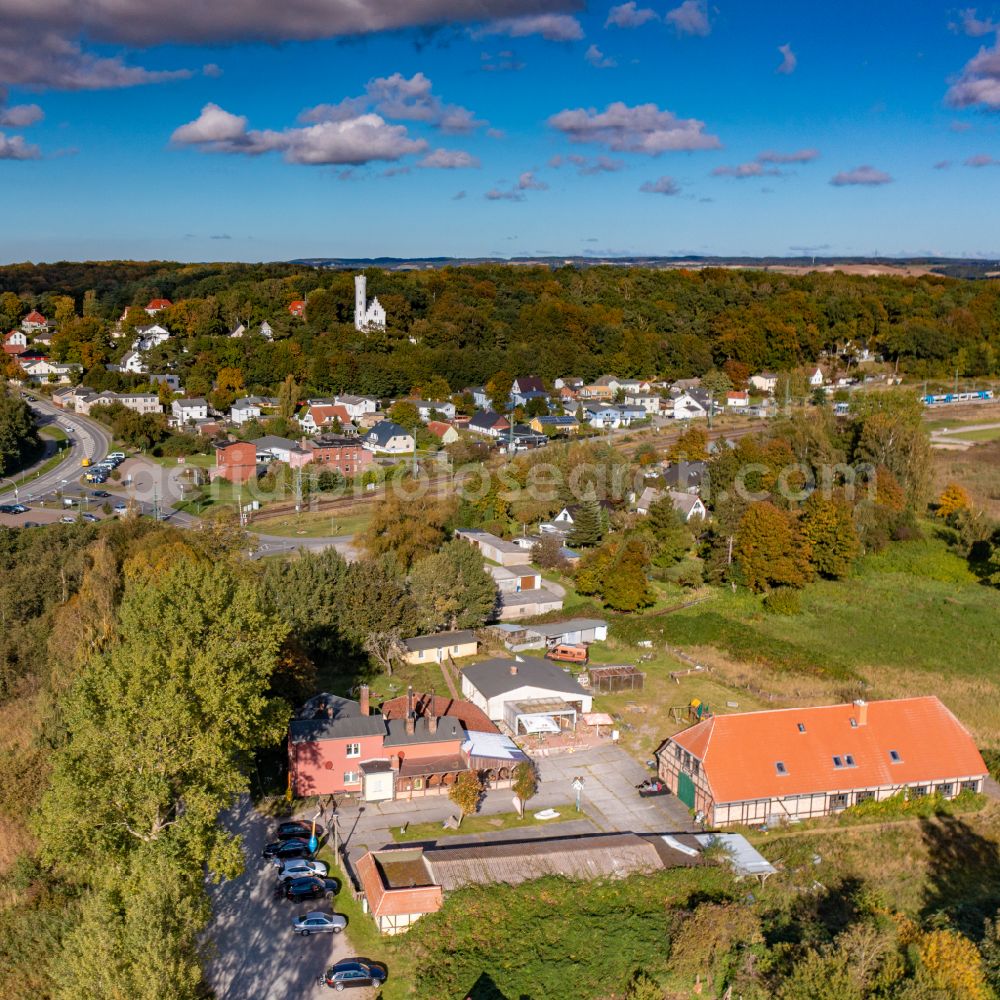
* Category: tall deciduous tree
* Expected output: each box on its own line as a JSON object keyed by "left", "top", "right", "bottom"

{"left": 0, "top": 385, "right": 40, "bottom": 475}
{"left": 409, "top": 539, "right": 497, "bottom": 632}
{"left": 800, "top": 492, "right": 860, "bottom": 579}
{"left": 449, "top": 770, "right": 484, "bottom": 821}
{"left": 363, "top": 493, "right": 455, "bottom": 570}
{"left": 734, "top": 501, "right": 812, "bottom": 592}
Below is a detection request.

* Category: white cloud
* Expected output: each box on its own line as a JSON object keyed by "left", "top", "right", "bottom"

{"left": 485, "top": 187, "right": 525, "bottom": 201}
{"left": 419, "top": 147, "right": 480, "bottom": 168}
{"left": 0, "top": 129, "right": 40, "bottom": 159}
{"left": 548, "top": 100, "right": 721, "bottom": 153}
{"left": 953, "top": 8, "right": 998, "bottom": 37}
{"left": 475, "top": 14, "right": 584, "bottom": 41}
{"left": 550, "top": 153, "right": 625, "bottom": 174}
{"left": 0, "top": 94, "right": 43, "bottom": 126}
{"left": 946, "top": 39, "right": 1000, "bottom": 108}
{"left": 965, "top": 153, "right": 999, "bottom": 166}
{"left": 665, "top": 0, "right": 710, "bottom": 37}
{"left": 829, "top": 165, "right": 893, "bottom": 186}
{"left": 640, "top": 175, "right": 680, "bottom": 194}
{"left": 585, "top": 44, "right": 616, "bottom": 68}
{"left": 171, "top": 103, "right": 428, "bottom": 165}
{"left": 518, "top": 170, "right": 548, "bottom": 190}
{"left": 713, "top": 162, "right": 776, "bottom": 178}
{"left": 605, "top": 2, "right": 658, "bottom": 28}
{"left": 757, "top": 148, "right": 819, "bottom": 163}
{"left": 776, "top": 43, "right": 797, "bottom": 74}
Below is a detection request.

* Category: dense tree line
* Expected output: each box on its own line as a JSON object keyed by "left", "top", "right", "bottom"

{"left": 3, "top": 262, "right": 1000, "bottom": 403}
{"left": 0, "top": 386, "right": 41, "bottom": 476}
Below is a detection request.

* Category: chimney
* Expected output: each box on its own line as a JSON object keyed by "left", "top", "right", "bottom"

{"left": 428, "top": 715, "right": 438, "bottom": 734}
{"left": 359, "top": 684, "right": 369, "bottom": 717}
{"left": 510, "top": 663, "right": 518, "bottom": 676}
{"left": 405, "top": 715, "right": 416, "bottom": 736}
{"left": 407, "top": 685, "right": 414, "bottom": 718}
{"left": 854, "top": 699, "right": 868, "bottom": 726}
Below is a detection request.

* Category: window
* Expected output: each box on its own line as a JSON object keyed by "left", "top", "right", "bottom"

{"left": 889, "top": 750, "right": 902, "bottom": 763}
{"left": 345, "top": 743, "right": 361, "bottom": 758}
{"left": 844, "top": 754, "right": 856, "bottom": 767}
{"left": 849, "top": 717, "right": 857, "bottom": 728}
{"left": 829, "top": 793, "right": 849, "bottom": 810}
{"left": 343, "top": 771, "right": 359, "bottom": 784}
{"left": 962, "top": 780, "right": 980, "bottom": 793}
{"left": 418, "top": 649, "right": 425, "bottom": 660}
{"left": 775, "top": 761, "right": 788, "bottom": 775}
{"left": 855, "top": 790, "right": 875, "bottom": 804}
{"left": 674, "top": 745, "right": 682, "bottom": 760}
{"left": 833, "top": 755, "right": 844, "bottom": 769}
{"left": 936, "top": 783, "right": 954, "bottom": 798}
{"left": 797, "top": 723, "right": 806, "bottom": 733}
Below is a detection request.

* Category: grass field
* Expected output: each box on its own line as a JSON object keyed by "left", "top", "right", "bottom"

{"left": 391, "top": 808, "right": 583, "bottom": 843}
{"left": 951, "top": 426, "right": 1000, "bottom": 442}
{"left": 249, "top": 508, "right": 373, "bottom": 538}
{"left": 932, "top": 438, "right": 1000, "bottom": 518}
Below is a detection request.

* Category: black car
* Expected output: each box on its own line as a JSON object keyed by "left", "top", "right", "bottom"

{"left": 90, "top": 490, "right": 111, "bottom": 498}
{"left": 322, "top": 959, "right": 387, "bottom": 991}
{"left": 281, "top": 876, "right": 339, "bottom": 903}
{"left": 262, "top": 838, "right": 313, "bottom": 862}
{"left": 276, "top": 820, "right": 325, "bottom": 842}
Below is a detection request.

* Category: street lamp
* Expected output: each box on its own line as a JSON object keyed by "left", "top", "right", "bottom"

{"left": 0, "top": 477, "right": 18, "bottom": 502}
{"left": 572, "top": 776, "right": 584, "bottom": 813}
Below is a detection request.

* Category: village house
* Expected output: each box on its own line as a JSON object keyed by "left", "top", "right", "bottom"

{"left": 577, "top": 382, "right": 614, "bottom": 401}
{"left": 211, "top": 439, "right": 258, "bottom": 484}
{"left": 529, "top": 414, "right": 579, "bottom": 435}
{"left": 490, "top": 618, "right": 608, "bottom": 652}
{"left": 808, "top": 366, "right": 825, "bottom": 388}
{"left": 20, "top": 359, "right": 81, "bottom": 384}
{"left": 288, "top": 299, "right": 306, "bottom": 317}
{"left": 171, "top": 397, "right": 209, "bottom": 427}
{"left": 407, "top": 399, "right": 456, "bottom": 422}
{"left": 656, "top": 696, "right": 988, "bottom": 827}
{"left": 554, "top": 376, "right": 584, "bottom": 391}
{"left": 425, "top": 420, "right": 459, "bottom": 444}
{"left": 624, "top": 391, "right": 662, "bottom": 416}
{"left": 252, "top": 434, "right": 310, "bottom": 468}
{"left": 635, "top": 486, "right": 707, "bottom": 521}
{"left": 363, "top": 420, "right": 414, "bottom": 455}
{"left": 467, "top": 410, "right": 510, "bottom": 438}
{"left": 298, "top": 403, "right": 349, "bottom": 435}
{"left": 230, "top": 397, "right": 263, "bottom": 426}
{"left": 401, "top": 630, "right": 479, "bottom": 665}
{"left": 486, "top": 564, "right": 563, "bottom": 620}
{"left": 303, "top": 434, "right": 372, "bottom": 476}
{"left": 147, "top": 373, "right": 180, "bottom": 392}
{"left": 662, "top": 461, "right": 707, "bottom": 493}
{"left": 672, "top": 389, "right": 712, "bottom": 420}
{"left": 144, "top": 298, "right": 171, "bottom": 315}
{"left": 454, "top": 528, "right": 529, "bottom": 567}
{"left": 118, "top": 350, "right": 146, "bottom": 375}
{"left": 131, "top": 323, "right": 170, "bottom": 353}
{"left": 21, "top": 309, "right": 48, "bottom": 332}
{"left": 749, "top": 371, "right": 779, "bottom": 394}
{"left": 2, "top": 330, "right": 27, "bottom": 355}
{"left": 465, "top": 386, "right": 490, "bottom": 409}
{"left": 510, "top": 375, "right": 545, "bottom": 401}
{"left": 726, "top": 390, "right": 749, "bottom": 408}
{"left": 335, "top": 394, "right": 380, "bottom": 420}
{"left": 115, "top": 392, "right": 163, "bottom": 415}
{"left": 461, "top": 656, "right": 593, "bottom": 733}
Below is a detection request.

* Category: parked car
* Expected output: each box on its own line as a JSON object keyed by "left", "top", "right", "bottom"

{"left": 108, "top": 452, "right": 126, "bottom": 462}
{"left": 545, "top": 643, "right": 589, "bottom": 664}
{"left": 81, "top": 513, "right": 100, "bottom": 523}
{"left": 112, "top": 503, "right": 129, "bottom": 516}
{"left": 321, "top": 960, "right": 387, "bottom": 991}
{"left": 276, "top": 859, "right": 329, "bottom": 880}
{"left": 276, "top": 820, "right": 325, "bottom": 842}
{"left": 280, "top": 876, "right": 338, "bottom": 903}
{"left": 59, "top": 515, "right": 76, "bottom": 523}
{"left": 62, "top": 496, "right": 80, "bottom": 507}
{"left": 0, "top": 503, "right": 28, "bottom": 514}
{"left": 636, "top": 778, "right": 670, "bottom": 797}
{"left": 90, "top": 491, "right": 111, "bottom": 498}
{"left": 292, "top": 911, "right": 346, "bottom": 936}
{"left": 262, "top": 838, "right": 312, "bottom": 861}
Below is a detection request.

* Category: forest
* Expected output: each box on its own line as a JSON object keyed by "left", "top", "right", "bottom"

{"left": 1, "top": 261, "right": 999, "bottom": 404}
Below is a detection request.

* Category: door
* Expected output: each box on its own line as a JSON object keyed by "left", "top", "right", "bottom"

{"left": 677, "top": 771, "right": 695, "bottom": 809}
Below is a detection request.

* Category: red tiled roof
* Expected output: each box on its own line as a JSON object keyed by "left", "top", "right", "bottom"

{"left": 24, "top": 310, "right": 46, "bottom": 324}
{"left": 2, "top": 344, "right": 26, "bottom": 355}
{"left": 380, "top": 693, "right": 498, "bottom": 734}
{"left": 145, "top": 298, "right": 171, "bottom": 310}
{"left": 306, "top": 405, "right": 340, "bottom": 425}
{"left": 288, "top": 300, "right": 306, "bottom": 315}
{"left": 426, "top": 420, "right": 454, "bottom": 438}
{"left": 669, "top": 696, "right": 986, "bottom": 804}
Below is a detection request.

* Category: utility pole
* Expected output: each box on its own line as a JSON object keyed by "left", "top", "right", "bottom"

{"left": 293, "top": 466, "right": 303, "bottom": 515}
{"left": 152, "top": 487, "right": 160, "bottom": 522}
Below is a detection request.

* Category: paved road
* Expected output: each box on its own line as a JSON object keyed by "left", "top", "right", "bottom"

{"left": 205, "top": 797, "right": 368, "bottom": 1000}
{"left": 0, "top": 394, "right": 111, "bottom": 502}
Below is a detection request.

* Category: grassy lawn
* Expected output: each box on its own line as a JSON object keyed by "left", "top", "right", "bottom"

{"left": 249, "top": 508, "right": 373, "bottom": 538}
{"left": 148, "top": 452, "right": 214, "bottom": 468}
{"left": 173, "top": 479, "right": 240, "bottom": 514}
{"left": 391, "top": 808, "right": 584, "bottom": 843}
{"left": 4, "top": 444, "right": 69, "bottom": 492}
{"left": 951, "top": 426, "right": 1000, "bottom": 442}
{"left": 933, "top": 438, "right": 1000, "bottom": 518}
{"left": 39, "top": 425, "right": 67, "bottom": 442}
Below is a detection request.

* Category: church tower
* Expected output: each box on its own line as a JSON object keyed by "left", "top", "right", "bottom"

{"left": 354, "top": 275, "right": 367, "bottom": 331}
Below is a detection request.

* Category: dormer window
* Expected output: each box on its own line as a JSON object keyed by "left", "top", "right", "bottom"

{"left": 845, "top": 754, "right": 856, "bottom": 767}
{"left": 849, "top": 717, "right": 858, "bottom": 728}
{"left": 833, "top": 755, "right": 844, "bottom": 768}
{"left": 889, "top": 750, "right": 902, "bottom": 763}
{"left": 775, "top": 761, "right": 788, "bottom": 775}
{"left": 797, "top": 723, "right": 806, "bottom": 733}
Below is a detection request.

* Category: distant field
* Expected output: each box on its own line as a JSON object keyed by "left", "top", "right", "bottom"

{"left": 933, "top": 438, "right": 1000, "bottom": 518}
{"left": 951, "top": 427, "right": 1000, "bottom": 442}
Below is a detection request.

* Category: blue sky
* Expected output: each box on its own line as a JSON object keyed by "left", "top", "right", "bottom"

{"left": 1, "top": 0, "right": 999, "bottom": 262}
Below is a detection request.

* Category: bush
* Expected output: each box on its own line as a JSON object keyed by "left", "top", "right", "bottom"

{"left": 763, "top": 587, "right": 802, "bottom": 616}
{"left": 664, "top": 558, "right": 703, "bottom": 589}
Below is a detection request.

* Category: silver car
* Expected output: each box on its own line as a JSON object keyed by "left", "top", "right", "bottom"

{"left": 292, "top": 911, "right": 346, "bottom": 936}
{"left": 276, "top": 858, "right": 329, "bottom": 879}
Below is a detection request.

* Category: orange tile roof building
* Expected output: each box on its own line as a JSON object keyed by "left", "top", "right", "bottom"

{"left": 656, "top": 696, "right": 987, "bottom": 827}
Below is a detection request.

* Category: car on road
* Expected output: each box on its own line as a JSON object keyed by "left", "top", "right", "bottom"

{"left": 262, "top": 838, "right": 313, "bottom": 861}
{"left": 280, "top": 876, "right": 339, "bottom": 903}
{"left": 112, "top": 503, "right": 129, "bottom": 516}
{"left": 59, "top": 515, "right": 76, "bottom": 523}
{"left": 0, "top": 504, "right": 28, "bottom": 514}
{"left": 292, "top": 911, "right": 346, "bottom": 936}
{"left": 276, "top": 820, "right": 325, "bottom": 842}
{"left": 276, "top": 859, "right": 329, "bottom": 880}
{"left": 62, "top": 496, "right": 81, "bottom": 507}
{"left": 91, "top": 491, "right": 111, "bottom": 498}
{"left": 81, "top": 513, "right": 100, "bottom": 523}
{"left": 321, "top": 960, "right": 386, "bottom": 991}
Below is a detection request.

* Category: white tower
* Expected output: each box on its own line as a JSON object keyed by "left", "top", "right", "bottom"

{"left": 354, "top": 275, "right": 367, "bottom": 331}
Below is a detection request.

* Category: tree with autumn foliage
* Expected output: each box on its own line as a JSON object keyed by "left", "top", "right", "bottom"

{"left": 363, "top": 492, "right": 456, "bottom": 570}
{"left": 800, "top": 491, "right": 860, "bottom": 579}
{"left": 734, "top": 501, "right": 813, "bottom": 592}
{"left": 936, "top": 482, "right": 971, "bottom": 519}
{"left": 666, "top": 425, "right": 710, "bottom": 464}
{"left": 449, "top": 770, "right": 484, "bottom": 822}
